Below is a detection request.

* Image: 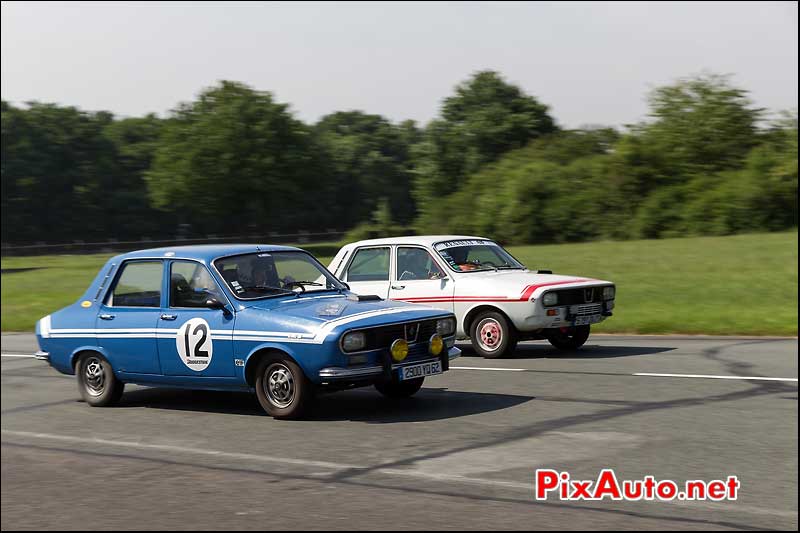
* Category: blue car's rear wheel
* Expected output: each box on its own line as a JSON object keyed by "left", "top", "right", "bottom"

{"left": 255, "top": 357, "right": 313, "bottom": 419}
{"left": 76, "top": 353, "right": 124, "bottom": 406}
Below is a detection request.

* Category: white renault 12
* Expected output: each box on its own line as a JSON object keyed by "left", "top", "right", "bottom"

{"left": 329, "top": 236, "right": 616, "bottom": 358}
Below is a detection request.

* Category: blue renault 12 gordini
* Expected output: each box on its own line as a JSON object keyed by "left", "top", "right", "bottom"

{"left": 35, "top": 245, "right": 460, "bottom": 419}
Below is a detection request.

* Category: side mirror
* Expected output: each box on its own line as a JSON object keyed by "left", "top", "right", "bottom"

{"left": 205, "top": 297, "right": 231, "bottom": 316}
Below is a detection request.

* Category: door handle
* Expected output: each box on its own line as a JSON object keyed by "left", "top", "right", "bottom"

{"left": 391, "top": 285, "right": 405, "bottom": 290}
{"left": 99, "top": 314, "right": 115, "bottom": 321}
{"left": 160, "top": 314, "right": 177, "bottom": 321}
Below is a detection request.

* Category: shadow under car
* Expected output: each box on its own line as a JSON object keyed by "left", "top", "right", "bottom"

{"left": 457, "top": 341, "right": 676, "bottom": 359}
{"left": 116, "top": 386, "right": 535, "bottom": 423}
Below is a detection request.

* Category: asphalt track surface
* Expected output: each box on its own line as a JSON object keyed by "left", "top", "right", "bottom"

{"left": 1, "top": 333, "right": 797, "bottom": 530}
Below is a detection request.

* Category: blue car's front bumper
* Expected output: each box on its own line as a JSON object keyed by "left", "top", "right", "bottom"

{"left": 318, "top": 345, "right": 461, "bottom": 381}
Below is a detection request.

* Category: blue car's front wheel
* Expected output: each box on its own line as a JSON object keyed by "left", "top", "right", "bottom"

{"left": 255, "top": 357, "right": 314, "bottom": 420}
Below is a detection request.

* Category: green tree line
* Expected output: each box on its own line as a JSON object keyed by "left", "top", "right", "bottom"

{"left": 1, "top": 72, "right": 796, "bottom": 246}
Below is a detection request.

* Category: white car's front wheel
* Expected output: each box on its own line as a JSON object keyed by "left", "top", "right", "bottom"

{"left": 546, "top": 325, "right": 591, "bottom": 350}
{"left": 469, "top": 311, "right": 518, "bottom": 359}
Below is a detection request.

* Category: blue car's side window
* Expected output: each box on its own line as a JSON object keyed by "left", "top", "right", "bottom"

{"left": 107, "top": 261, "right": 163, "bottom": 308}
{"left": 169, "top": 261, "right": 225, "bottom": 308}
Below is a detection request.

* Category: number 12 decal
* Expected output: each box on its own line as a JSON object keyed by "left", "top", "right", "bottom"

{"left": 176, "top": 317, "right": 214, "bottom": 371}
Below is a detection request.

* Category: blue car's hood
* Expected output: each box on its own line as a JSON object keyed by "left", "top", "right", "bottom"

{"left": 235, "top": 293, "right": 450, "bottom": 341}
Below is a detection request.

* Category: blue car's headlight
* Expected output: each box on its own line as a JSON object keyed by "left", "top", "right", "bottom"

{"left": 341, "top": 331, "right": 366, "bottom": 352}
{"left": 436, "top": 317, "right": 456, "bottom": 337}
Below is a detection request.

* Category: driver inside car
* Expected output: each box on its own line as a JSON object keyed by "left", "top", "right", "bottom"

{"left": 445, "top": 247, "right": 481, "bottom": 271}
{"left": 251, "top": 255, "right": 296, "bottom": 289}
{"left": 398, "top": 249, "right": 443, "bottom": 280}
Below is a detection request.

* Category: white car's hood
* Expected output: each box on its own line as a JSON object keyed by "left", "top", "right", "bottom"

{"left": 454, "top": 270, "right": 613, "bottom": 301}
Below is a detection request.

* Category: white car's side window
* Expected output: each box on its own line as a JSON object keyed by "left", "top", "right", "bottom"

{"left": 346, "top": 247, "right": 390, "bottom": 282}
{"left": 396, "top": 247, "right": 446, "bottom": 281}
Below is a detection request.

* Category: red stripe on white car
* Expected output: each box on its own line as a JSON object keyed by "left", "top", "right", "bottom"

{"left": 395, "top": 279, "right": 597, "bottom": 305}
{"left": 396, "top": 297, "right": 511, "bottom": 303}
{"left": 518, "top": 279, "right": 594, "bottom": 300}
{"left": 400, "top": 295, "right": 509, "bottom": 301}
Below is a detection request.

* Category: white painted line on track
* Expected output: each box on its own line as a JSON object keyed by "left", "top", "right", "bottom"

{"left": 450, "top": 366, "right": 526, "bottom": 372}
{"left": 5, "top": 354, "right": 796, "bottom": 384}
{"left": 0, "top": 429, "right": 530, "bottom": 490}
{"left": 1, "top": 430, "right": 359, "bottom": 470}
{"left": 2, "top": 429, "right": 797, "bottom": 519}
{"left": 634, "top": 372, "right": 798, "bottom": 383}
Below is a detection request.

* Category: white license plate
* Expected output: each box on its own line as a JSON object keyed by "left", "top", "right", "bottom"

{"left": 573, "top": 314, "right": 603, "bottom": 326}
{"left": 398, "top": 361, "right": 442, "bottom": 381}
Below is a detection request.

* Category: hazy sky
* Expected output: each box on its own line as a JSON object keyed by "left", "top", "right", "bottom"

{"left": 2, "top": 1, "right": 797, "bottom": 127}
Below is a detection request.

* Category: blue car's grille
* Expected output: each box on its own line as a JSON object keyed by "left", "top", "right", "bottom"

{"left": 351, "top": 319, "right": 439, "bottom": 354}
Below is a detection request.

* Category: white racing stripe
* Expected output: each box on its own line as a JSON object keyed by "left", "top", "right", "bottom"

{"left": 42, "top": 306, "right": 423, "bottom": 344}
{"left": 634, "top": 372, "right": 798, "bottom": 383}
{"left": 0, "top": 354, "right": 37, "bottom": 358}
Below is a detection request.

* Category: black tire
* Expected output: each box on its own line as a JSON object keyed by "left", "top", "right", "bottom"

{"left": 375, "top": 377, "right": 424, "bottom": 398}
{"left": 254, "top": 357, "right": 314, "bottom": 419}
{"left": 546, "top": 325, "right": 591, "bottom": 350}
{"left": 469, "top": 310, "right": 518, "bottom": 359}
{"left": 76, "top": 352, "right": 124, "bottom": 406}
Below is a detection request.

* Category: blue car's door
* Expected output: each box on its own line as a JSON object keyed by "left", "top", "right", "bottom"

{"left": 96, "top": 260, "right": 164, "bottom": 374}
{"left": 156, "top": 260, "right": 235, "bottom": 377}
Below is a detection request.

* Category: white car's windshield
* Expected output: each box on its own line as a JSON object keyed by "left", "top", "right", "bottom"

{"left": 214, "top": 251, "right": 345, "bottom": 299}
{"left": 434, "top": 240, "right": 525, "bottom": 273}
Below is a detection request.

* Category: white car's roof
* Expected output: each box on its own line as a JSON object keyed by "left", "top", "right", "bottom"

{"left": 343, "top": 235, "right": 491, "bottom": 248}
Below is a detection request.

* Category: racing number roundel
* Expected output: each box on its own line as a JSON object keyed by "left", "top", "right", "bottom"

{"left": 176, "top": 318, "right": 213, "bottom": 371}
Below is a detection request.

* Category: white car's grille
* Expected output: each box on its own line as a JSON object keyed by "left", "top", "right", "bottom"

{"left": 571, "top": 303, "right": 602, "bottom": 316}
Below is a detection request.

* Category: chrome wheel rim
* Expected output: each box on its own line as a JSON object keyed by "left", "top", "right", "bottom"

{"left": 265, "top": 364, "right": 295, "bottom": 408}
{"left": 84, "top": 356, "right": 106, "bottom": 397}
{"left": 476, "top": 318, "right": 503, "bottom": 352}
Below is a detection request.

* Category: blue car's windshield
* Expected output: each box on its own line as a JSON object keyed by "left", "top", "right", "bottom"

{"left": 213, "top": 251, "right": 345, "bottom": 300}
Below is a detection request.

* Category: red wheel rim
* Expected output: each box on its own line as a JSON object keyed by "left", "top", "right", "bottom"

{"left": 477, "top": 318, "right": 502, "bottom": 352}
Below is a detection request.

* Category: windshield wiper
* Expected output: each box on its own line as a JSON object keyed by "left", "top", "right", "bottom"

{"left": 240, "top": 285, "right": 295, "bottom": 295}
{"left": 283, "top": 280, "right": 331, "bottom": 294}
{"left": 284, "top": 280, "right": 323, "bottom": 287}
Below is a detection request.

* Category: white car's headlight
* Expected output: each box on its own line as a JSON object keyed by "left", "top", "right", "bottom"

{"left": 603, "top": 286, "right": 616, "bottom": 300}
{"left": 436, "top": 317, "right": 456, "bottom": 337}
{"left": 542, "top": 292, "right": 558, "bottom": 306}
{"left": 341, "top": 331, "right": 366, "bottom": 352}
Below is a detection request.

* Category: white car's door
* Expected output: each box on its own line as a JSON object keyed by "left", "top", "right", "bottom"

{"left": 389, "top": 246, "right": 455, "bottom": 313}
{"left": 340, "top": 246, "right": 392, "bottom": 298}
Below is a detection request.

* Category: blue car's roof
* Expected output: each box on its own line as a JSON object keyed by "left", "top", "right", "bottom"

{"left": 116, "top": 244, "right": 305, "bottom": 263}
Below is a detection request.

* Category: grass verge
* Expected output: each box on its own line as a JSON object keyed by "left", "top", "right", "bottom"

{"left": 1, "top": 232, "right": 796, "bottom": 335}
